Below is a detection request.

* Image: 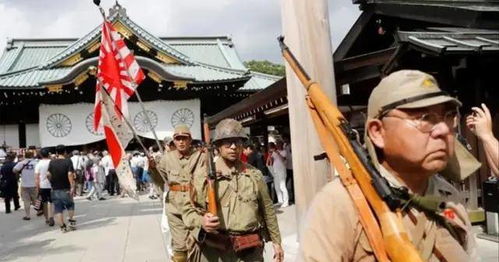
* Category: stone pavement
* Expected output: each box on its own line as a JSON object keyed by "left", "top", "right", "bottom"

{"left": 0, "top": 194, "right": 496, "bottom": 262}
{"left": 0, "top": 194, "right": 168, "bottom": 262}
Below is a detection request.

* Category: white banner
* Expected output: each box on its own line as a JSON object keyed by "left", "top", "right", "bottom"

{"left": 39, "top": 99, "right": 201, "bottom": 147}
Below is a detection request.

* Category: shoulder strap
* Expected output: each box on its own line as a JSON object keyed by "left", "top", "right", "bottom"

{"left": 19, "top": 160, "right": 32, "bottom": 173}
{"left": 308, "top": 101, "right": 390, "bottom": 262}
{"left": 189, "top": 150, "right": 203, "bottom": 176}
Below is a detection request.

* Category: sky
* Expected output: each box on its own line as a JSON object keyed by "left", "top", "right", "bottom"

{"left": 0, "top": 0, "right": 361, "bottom": 64}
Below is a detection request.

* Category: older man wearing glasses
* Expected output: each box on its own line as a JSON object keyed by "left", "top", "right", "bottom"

{"left": 300, "top": 70, "right": 477, "bottom": 262}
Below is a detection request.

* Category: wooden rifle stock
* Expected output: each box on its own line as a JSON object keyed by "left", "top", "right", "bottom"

{"left": 278, "top": 36, "right": 423, "bottom": 262}
{"left": 203, "top": 115, "right": 218, "bottom": 216}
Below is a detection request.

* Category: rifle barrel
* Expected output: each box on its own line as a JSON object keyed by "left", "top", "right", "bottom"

{"left": 279, "top": 37, "right": 423, "bottom": 262}
{"left": 203, "top": 116, "right": 218, "bottom": 216}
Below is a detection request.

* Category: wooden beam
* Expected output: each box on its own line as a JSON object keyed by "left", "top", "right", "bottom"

{"left": 334, "top": 9, "right": 374, "bottom": 61}
{"left": 206, "top": 78, "right": 286, "bottom": 127}
{"left": 371, "top": 3, "right": 499, "bottom": 29}
{"left": 335, "top": 46, "right": 397, "bottom": 73}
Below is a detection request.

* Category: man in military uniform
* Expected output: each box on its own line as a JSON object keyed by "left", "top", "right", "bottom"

{"left": 155, "top": 124, "right": 204, "bottom": 262}
{"left": 299, "top": 70, "right": 477, "bottom": 261}
{"left": 182, "top": 118, "right": 284, "bottom": 262}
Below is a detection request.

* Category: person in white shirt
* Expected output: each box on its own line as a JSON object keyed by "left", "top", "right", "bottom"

{"left": 13, "top": 150, "right": 39, "bottom": 220}
{"left": 101, "top": 150, "right": 119, "bottom": 195}
{"left": 270, "top": 141, "right": 289, "bottom": 208}
{"left": 70, "top": 150, "right": 87, "bottom": 196}
{"left": 87, "top": 155, "right": 106, "bottom": 201}
{"left": 35, "top": 148, "right": 54, "bottom": 226}
{"left": 131, "top": 152, "right": 145, "bottom": 192}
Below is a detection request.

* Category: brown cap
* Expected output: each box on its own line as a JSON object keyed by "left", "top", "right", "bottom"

{"left": 213, "top": 118, "right": 247, "bottom": 143}
{"left": 367, "top": 70, "right": 461, "bottom": 119}
{"left": 173, "top": 124, "right": 191, "bottom": 138}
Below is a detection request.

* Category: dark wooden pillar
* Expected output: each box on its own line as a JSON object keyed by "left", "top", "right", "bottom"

{"left": 18, "top": 122, "right": 26, "bottom": 148}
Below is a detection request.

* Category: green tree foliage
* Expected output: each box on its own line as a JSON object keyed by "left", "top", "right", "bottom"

{"left": 244, "top": 60, "right": 285, "bottom": 76}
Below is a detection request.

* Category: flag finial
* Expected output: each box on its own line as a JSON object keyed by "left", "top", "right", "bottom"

{"left": 109, "top": 1, "right": 127, "bottom": 17}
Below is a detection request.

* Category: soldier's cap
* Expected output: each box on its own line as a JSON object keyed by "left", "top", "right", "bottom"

{"left": 365, "top": 70, "right": 479, "bottom": 182}
{"left": 368, "top": 70, "right": 462, "bottom": 119}
{"left": 213, "top": 118, "right": 247, "bottom": 143}
{"left": 173, "top": 124, "right": 191, "bottom": 138}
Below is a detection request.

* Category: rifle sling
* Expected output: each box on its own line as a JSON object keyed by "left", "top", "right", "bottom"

{"left": 307, "top": 101, "right": 389, "bottom": 262}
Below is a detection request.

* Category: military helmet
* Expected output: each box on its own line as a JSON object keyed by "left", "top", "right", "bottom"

{"left": 213, "top": 118, "right": 247, "bottom": 143}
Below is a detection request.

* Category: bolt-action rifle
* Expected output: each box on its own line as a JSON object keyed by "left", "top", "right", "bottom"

{"left": 203, "top": 115, "right": 218, "bottom": 216}
{"left": 278, "top": 36, "right": 423, "bottom": 262}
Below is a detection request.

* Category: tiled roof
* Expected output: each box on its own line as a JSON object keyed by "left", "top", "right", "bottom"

{"left": 166, "top": 38, "right": 246, "bottom": 70}
{"left": 240, "top": 72, "right": 282, "bottom": 91}
{"left": 0, "top": 5, "right": 279, "bottom": 91}
{"left": 397, "top": 28, "right": 499, "bottom": 55}
{"left": 0, "top": 68, "right": 71, "bottom": 89}
{"left": 0, "top": 40, "right": 71, "bottom": 74}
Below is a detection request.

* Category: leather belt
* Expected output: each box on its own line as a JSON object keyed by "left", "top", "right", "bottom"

{"left": 169, "top": 184, "right": 191, "bottom": 192}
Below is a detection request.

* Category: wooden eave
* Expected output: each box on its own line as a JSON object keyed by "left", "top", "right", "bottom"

{"left": 206, "top": 78, "right": 287, "bottom": 128}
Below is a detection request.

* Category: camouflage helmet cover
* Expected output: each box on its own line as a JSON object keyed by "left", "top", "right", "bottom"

{"left": 213, "top": 118, "right": 247, "bottom": 143}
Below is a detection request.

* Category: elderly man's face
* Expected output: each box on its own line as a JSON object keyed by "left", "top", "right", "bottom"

{"left": 369, "top": 103, "right": 456, "bottom": 177}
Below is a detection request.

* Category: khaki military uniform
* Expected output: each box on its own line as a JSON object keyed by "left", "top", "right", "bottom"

{"left": 148, "top": 151, "right": 166, "bottom": 194}
{"left": 157, "top": 149, "right": 204, "bottom": 255}
{"left": 183, "top": 157, "right": 281, "bottom": 262}
{"left": 299, "top": 165, "right": 477, "bottom": 262}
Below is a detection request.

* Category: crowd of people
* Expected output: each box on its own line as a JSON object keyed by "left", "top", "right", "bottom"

{"left": 0, "top": 143, "right": 165, "bottom": 233}
{"left": 0, "top": 145, "right": 76, "bottom": 232}
{"left": 239, "top": 137, "right": 295, "bottom": 208}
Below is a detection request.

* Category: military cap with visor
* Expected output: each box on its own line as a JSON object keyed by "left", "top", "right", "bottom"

{"left": 173, "top": 124, "right": 191, "bottom": 138}
{"left": 367, "top": 70, "right": 461, "bottom": 119}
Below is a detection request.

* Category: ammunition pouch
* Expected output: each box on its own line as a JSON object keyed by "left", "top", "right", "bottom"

{"left": 205, "top": 232, "right": 263, "bottom": 253}
{"left": 231, "top": 233, "right": 263, "bottom": 252}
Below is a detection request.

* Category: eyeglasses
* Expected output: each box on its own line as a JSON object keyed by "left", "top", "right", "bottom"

{"left": 383, "top": 110, "right": 458, "bottom": 133}
{"left": 220, "top": 138, "right": 244, "bottom": 147}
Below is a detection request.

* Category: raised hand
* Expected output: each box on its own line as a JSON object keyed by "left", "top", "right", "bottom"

{"left": 466, "top": 103, "right": 493, "bottom": 139}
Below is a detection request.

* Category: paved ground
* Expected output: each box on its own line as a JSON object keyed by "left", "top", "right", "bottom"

{"left": 0, "top": 194, "right": 168, "bottom": 262}
{"left": 0, "top": 194, "right": 496, "bottom": 261}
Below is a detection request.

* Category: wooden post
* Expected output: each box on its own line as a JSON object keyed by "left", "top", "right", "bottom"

{"left": 281, "top": 0, "right": 337, "bottom": 239}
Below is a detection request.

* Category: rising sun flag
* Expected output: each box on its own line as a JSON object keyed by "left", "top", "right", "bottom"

{"left": 93, "top": 18, "right": 145, "bottom": 200}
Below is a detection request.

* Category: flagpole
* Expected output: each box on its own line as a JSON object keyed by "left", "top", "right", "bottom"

{"left": 96, "top": 76, "right": 149, "bottom": 154}
{"left": 94, "top": 1, "right": 164, "bottom": 154}
{"left": 95, "top": 74, "right": 168, "bottom": 185}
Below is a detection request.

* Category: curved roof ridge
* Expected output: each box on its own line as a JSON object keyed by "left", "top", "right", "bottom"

{"left": 249, "top": 71, "right": 282, "bottom": 80}
{"left": 41, "top": 12, "right": 196, "bottom": 69}
{"left": 118, "top": 14, "right": 194, "bottom": 65}
{"left": 0, "top": 66, "right": 38, "bottom": 78}
{"left": 194, "top": 60, "right": 249, "bottom": 75}
{"left": 41, "top": 24, "right": 102, "bottom": 69}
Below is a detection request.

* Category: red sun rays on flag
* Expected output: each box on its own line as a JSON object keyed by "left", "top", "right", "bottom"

{"left": 93, "top": 20, "right": 145, "bottom": 131}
